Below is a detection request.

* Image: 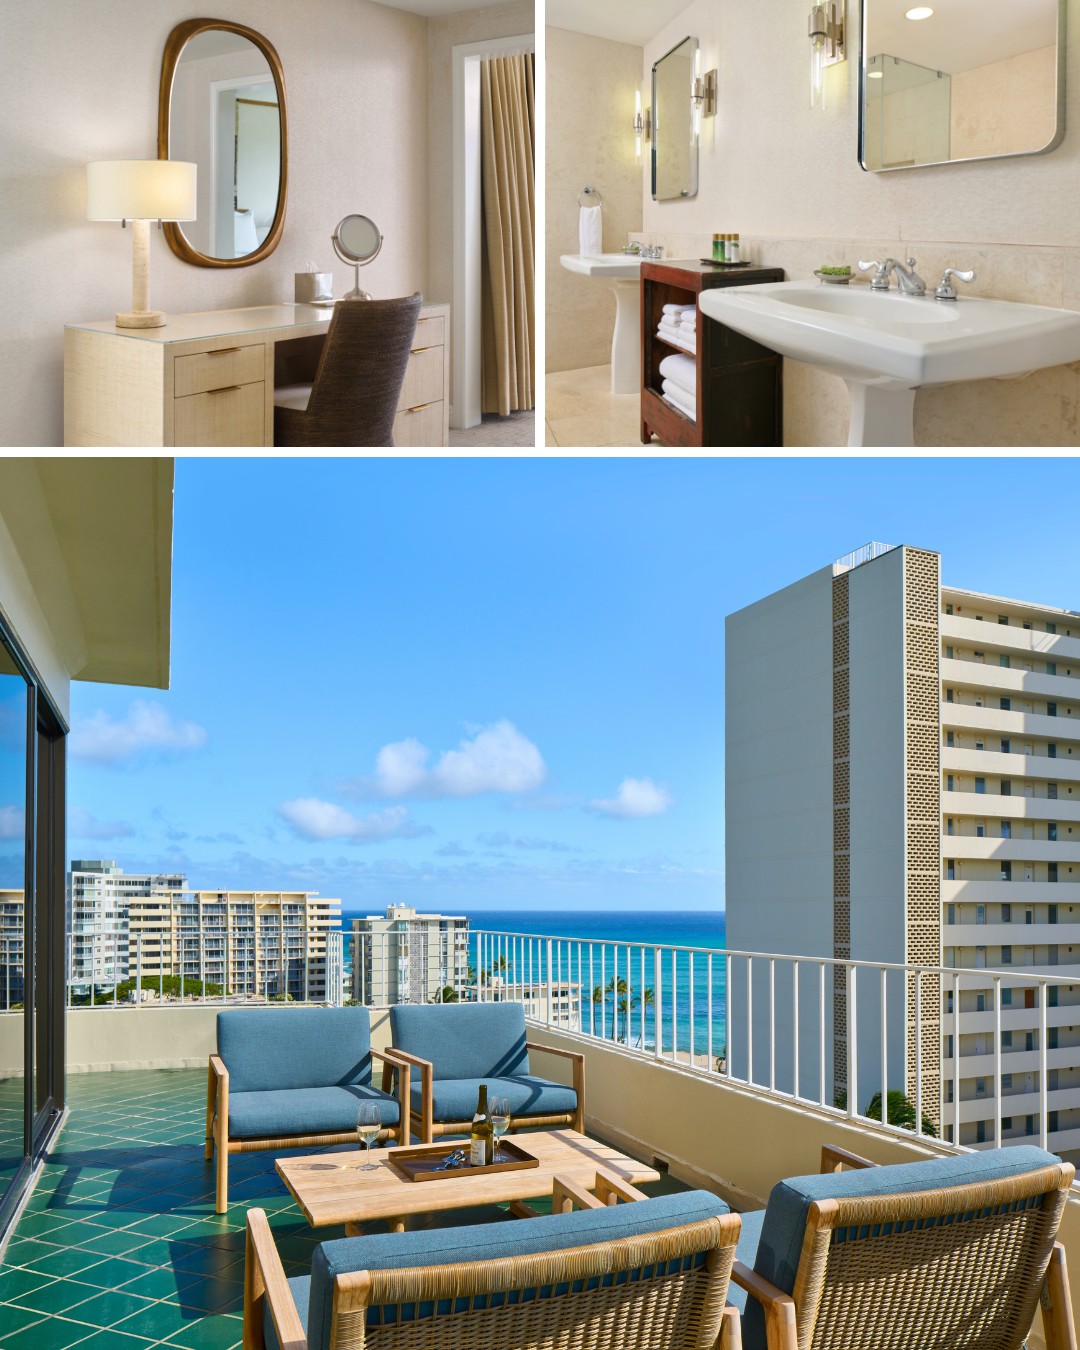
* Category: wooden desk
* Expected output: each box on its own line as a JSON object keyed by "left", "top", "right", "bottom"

{"left": 64, "top": 301, "right": 450, "bottom": 447}
{"left": 276, "top": 1129, "right": 660, "bottom": 1234}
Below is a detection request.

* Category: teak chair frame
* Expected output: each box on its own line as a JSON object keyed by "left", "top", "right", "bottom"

{"left": 243, "top": 1174, "right": 744, "bottom": 1350}
{"left": 208, "top": 1050, "right": 412, "bottom": 1213}
{"left": 732, "top": 1145, "right": 1078, "bottom": 1350}
{"left": 381, "top": 1040, "right": 585, "bottom": 1144}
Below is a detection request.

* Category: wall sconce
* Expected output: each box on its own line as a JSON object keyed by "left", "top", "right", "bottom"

{"left": 633, "top": 90, "right": 652, "bottom": 158}
{"left": 808, "top": 0, "right": 845, "bottom": 110}
{"left": 692, "top": 69, "right": 718, "bottom": 119}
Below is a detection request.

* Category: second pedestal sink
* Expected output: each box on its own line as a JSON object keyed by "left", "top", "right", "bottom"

{"left": 559, "top": 253, "right": 643, "bottom": 395}
{"left": 698, "top": 280, "right": 1080, "bottom": 446}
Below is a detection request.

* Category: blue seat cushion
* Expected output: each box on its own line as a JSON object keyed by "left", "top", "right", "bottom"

{"left": 305, "top": 1189, "right": 730, "bottom": 1350}
{"left": 228, "top": 1085, "right": 398, "bottom": 1141}
{"left": 410, "top": 1075, "right": 577, "bottom": 1123}
{"left": 218, "top": 1007, "right": 373, "bottom": 1092}
{"left": 391, "top": 1002, "right": 529, "bottom": 1080}
{"left": 265, "top": 1272, "right": 310, "bottom": 1350}
{"left": 725, "top": 1207, "right": 764, "bottom": 1317}
{"left": 743, "top": 1145, "right": 1061, "bottom": 1350}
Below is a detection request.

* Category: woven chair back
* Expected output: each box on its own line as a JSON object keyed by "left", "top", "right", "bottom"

{"left": 327, "top": 1213, "right": 740, "bottom": 1350}
{"left": 794, "top": 1161, "right": 1074, "bottom": 1350}
{"left": 282, "top": 294, "right": 421, "bottom": 447}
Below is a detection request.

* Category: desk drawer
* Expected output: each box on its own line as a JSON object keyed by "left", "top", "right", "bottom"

{"left": 174, "top": 344, "right": 265, "bottom": 397}
{"left": 412, "top": 315, "right": 446, "bottom": 350}
{"left": 393, "top": 399, "right": 444, "bottom": 447}
{"left": 398, "top": 346, "right": 443, "bottom": 413}
{"left": 174, "top": 382, "right": 265, "bottom": 446}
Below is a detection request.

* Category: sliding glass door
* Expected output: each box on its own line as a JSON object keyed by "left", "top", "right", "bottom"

{"left": 0, "top": 622, "right": 65, "bottom": 1236}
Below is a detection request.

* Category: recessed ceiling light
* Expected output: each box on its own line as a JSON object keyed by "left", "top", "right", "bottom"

{"left": 905, "top": 6, "right": 935, "bottom": 18}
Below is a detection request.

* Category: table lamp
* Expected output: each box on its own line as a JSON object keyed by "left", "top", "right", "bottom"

{"left": 86, "top": 160, "right": 197, "bottom": 328}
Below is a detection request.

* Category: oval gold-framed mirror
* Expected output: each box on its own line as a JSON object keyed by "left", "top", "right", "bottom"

{"left": 157, "top": 18, "right": 288, "bottom": 268}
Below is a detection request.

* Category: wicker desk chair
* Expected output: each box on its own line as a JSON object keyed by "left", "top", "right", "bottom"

{"left": 245, "top": 1176, "right": 744, "bottom": 1350}
{"left": 729, "top": 1143, "right": 1077, "bottom": 1350}
{"left": 385, "top": 1001, "right": 584, "bottom": 1144}
{"left": 273, "top": 294, "right": 421, "bottom": 447}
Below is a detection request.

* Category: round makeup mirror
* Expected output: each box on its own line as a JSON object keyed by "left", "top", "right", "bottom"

{"left": 332, "top": 214, "right": 383, "bottom": 299}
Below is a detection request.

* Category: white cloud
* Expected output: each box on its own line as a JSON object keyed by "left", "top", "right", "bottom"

{"left": 0, "top": 805, "right": 24, "bottom": 840}
{"left": 358, "top": 720, "right": 546, "bottom": 799}
{"left": 70, "top": 700, "right": 207, "bottom": 766}
{"left": 278, "top": 798, "right": 429, "bottom": 844}
{"left": 70, "top": 806, "right": 134, "bottom": 840}
{"left": 588, "top": 778, "right": 673, "bottom": 820}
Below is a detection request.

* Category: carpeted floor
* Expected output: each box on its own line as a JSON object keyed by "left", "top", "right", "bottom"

{"left": 449, "top": 411, "right": 535, "bottom": 448}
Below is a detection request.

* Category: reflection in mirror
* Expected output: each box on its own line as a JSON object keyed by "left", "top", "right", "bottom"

{"left": 0, "top": 641, "right": 27, "bottom": 1211}
{"left": 160, "top": 20, "right": 287, "bottom": 266}
{"left": 861, "top": 0, "right": 1064, "bottom": 171}
{"left": 652, "top": 36, "right": 698, "bottom": 202}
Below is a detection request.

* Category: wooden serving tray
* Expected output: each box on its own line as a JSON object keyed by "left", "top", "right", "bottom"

{"left": 388, "top": 1138, "right": 539, "bottom": 1182}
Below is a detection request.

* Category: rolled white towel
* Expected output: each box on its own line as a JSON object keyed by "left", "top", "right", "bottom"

{"left": 663, "top": 377, "right": 696, "bottom": 409}
{"left": 662, "top": 303, "right": 695, "bottom": 317}
{"left": 662, "top": 386, "right": 696, "bottom": 422}
{"left": 579, "top": 205, "right": 603, "bottom": 256}
{"left": 657, "top": 322, "right": 696, "bottom": 353}
{"left": 659, "top": 352, "right": 696, "bottom": 396}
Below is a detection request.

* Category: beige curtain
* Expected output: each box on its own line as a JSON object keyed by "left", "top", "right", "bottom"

{"left": 480, "top": 54, "right": 535, "bottom": 416}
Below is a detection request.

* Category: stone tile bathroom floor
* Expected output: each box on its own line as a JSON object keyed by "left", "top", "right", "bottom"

{"left": 1, "top": 1069, "right": 684, "bottom": 1348}
{"left": 546, "top": 365, "right": 655, "bottom": 447}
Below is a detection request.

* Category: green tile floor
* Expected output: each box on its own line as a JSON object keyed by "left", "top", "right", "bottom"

{"left": 0, "top": 1069, "right": 683, "bottom": 1348}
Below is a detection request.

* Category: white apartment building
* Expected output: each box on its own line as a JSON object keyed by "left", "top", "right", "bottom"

{"left": 0, "top": 891, "right": 24, "bottom": 1009}
{"left": 351, "top": 904, "right": 469, "bottom": 1004}
{"left": 726, "top": 542, "right": 1080, "bottom": 1165}
{"left": 68, "top": 861, "right": 186, "bottom": 991}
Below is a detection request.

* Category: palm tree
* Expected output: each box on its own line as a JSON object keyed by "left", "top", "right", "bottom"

{"left": 605, "top": 977, "right": 627, "bottom": 1038}
{"left": 864, "top": 1089, "right": 937, "bottom": 1137}
{"left": 591, "top": 984, "right": 605, "bottom": 1036}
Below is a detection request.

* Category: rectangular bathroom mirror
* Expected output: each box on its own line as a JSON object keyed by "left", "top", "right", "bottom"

{"left": 860, "top": 0, "right": 1065, "bottom": 172}
{"left": 652, "top": 35, "right": 698, "bottom": 201}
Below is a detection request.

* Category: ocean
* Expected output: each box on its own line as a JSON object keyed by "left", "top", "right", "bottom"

{"left": 342, "top": 909, "right": 727, "bottom": 1061}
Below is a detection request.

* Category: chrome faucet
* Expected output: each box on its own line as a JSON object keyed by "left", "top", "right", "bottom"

{"left": 639, "top": 244, "right": 664, "bottom": 260}
{"left": 934, "top": 267, "right": 977, "bottom": 301}
{"left": 858, "top": 257, "right": 927, "bottom": 296}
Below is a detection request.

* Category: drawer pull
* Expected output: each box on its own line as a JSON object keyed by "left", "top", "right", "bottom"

{"left": 410, "top": 345, "right": 433, "bottom": 354}
{"left": 208, "top": 385, "right": 242, "bottom": 395}
{"left": 405, "top": 401, "right": 437, "bottom": 414}
{"left": 208, "top": 347, "right": 243, "bottom": 356}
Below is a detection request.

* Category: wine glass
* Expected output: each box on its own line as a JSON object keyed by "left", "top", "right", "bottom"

{"left": 357, "top": 1102, "right": 382, "bottom": 1170}
{"left": 490, "top": 1096, "right": 510, "bottom": 1161}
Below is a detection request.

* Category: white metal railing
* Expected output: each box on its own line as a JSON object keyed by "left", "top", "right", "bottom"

{"left": 833, "top": 541, "right": 898, "bottom": 573}
{"left": 471, "top": 928, "right": 1079, "bottom": 1153}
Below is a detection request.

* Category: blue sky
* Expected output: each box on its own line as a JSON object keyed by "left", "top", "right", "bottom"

{"left": 63, "top": 456, "right": 1080, "bottom": 914}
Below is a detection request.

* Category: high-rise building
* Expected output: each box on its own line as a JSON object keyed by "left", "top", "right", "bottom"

{"left": 0, "top": 890, "right": 24, "bottom": 1009}
{"left": 68, "top": 861, "right": 186, "bottom": 991}
{"left": 351, "top": 904, "right": 469, "bottom": 1005}
{"left": 726, "top": 542, "right": 1080, "bottom": 1163}
{"left": 129, "top": 889, "right": 342, "bottom": 1002}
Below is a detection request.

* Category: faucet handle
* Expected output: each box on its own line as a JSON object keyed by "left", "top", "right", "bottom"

{"left": 935, "top": 267, "right": 977, "bottom": 302}
{"left": 858, "top": 259, "right": 892, "bottom": 291}
{"left": 857, "top": 259, "right": 882, "bottom": 273}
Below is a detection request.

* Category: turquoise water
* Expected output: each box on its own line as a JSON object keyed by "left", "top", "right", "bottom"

{"left": 343, "top": 909, "right": 727, "bottom": 1060}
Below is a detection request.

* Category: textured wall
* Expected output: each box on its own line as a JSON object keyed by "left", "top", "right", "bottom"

{"left": 0, "top": 0, "right": 428, "bottom": 448}
{"left": 426, "top": 0, "right": 535, "bottom": 320}
{"left": 634, "top": 0, "right": 1080, "bottom": 447}
{"left": 546, "top": 27, "right": 644, "bottom": 374}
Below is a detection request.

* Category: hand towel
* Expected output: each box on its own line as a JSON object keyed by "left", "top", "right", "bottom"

{"left": 663, "top": 378, "right": 696, "bottom": 411}
{"left": 657, "top": 322, "right": 696, "bottom": 354}
{"left": 663, "top": 303, "right": 695, "bottom": 318}
{"left": 659, "top": 353, "right": 697, "bottom": 396}
{"left": 579, "top": 205, "right": 603, "bottom": 256}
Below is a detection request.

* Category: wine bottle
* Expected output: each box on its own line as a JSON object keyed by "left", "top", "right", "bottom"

{"left": 470, "top": 1084, "right": 494, "bottom": 1166}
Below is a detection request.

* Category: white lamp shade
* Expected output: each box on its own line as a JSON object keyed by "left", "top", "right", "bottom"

{"left": 86, "top": 160, "right": 197, "bottom": 222}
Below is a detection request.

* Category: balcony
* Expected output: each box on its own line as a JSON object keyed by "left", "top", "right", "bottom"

{"left": 944, "top": 878, "right": 1080, "bottom": 904}
{"left": 947, "top": 791, "right": 1080, "bottom": 824}
{"left": 4, "top": 932, "right": 1080, "bottom": 1347}
{"left": 943, "top": 702, "right": 1080, "bottom": 743}
{"left": 941, "top": 613, "right": 1080, "bottom": 663}
{"left": 943, "top": 745, "right": 1080, "bottom": 783}
{"left": 942, "top": 658, "right": 1080, "bottom": 701}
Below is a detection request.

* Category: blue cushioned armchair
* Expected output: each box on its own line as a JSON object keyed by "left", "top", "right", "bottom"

{"left": 207, "top": 1007, "right": 409, "bottom": 1213}
{"left": 729, "top": 1143, "right": 1077, "bottom": 1350}
{"left": 244, "top": 1178, "right": 743, "bottom": 1350}
{"left": 385, "top": 1001, "right": 585, "bottom": 1144}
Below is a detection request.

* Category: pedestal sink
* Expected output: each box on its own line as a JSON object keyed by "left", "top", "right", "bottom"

{"left": 559, "top": 254, "right": 643, "bottom": 395}
{"left": 698, "top": 280, "right": 1080, "bottom": 447}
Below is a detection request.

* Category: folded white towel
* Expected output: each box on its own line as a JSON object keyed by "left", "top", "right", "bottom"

{"left": 674, "top": 312, "right": 696, "bottom": 329}
{"left": 579, "top": 205, "right": 603, "bottom": 256}
{"left": 659, "top": 353, "right": 696, "bottom": 396}
{"left": 657, "top": 322, "right": 696, "bottom": 354}
{"left": 662, "top": 377, "right": 696, "bottom": 409}
{"left": 662, "top": 303, "right": 695, "bottom": 317}
{"left": 662, "top": 387, "right": 696, "bottom": 422}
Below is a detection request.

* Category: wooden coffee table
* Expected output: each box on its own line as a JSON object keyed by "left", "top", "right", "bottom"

{"left": 276, "top": 1129, "right": 661, "bottom": 1236}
